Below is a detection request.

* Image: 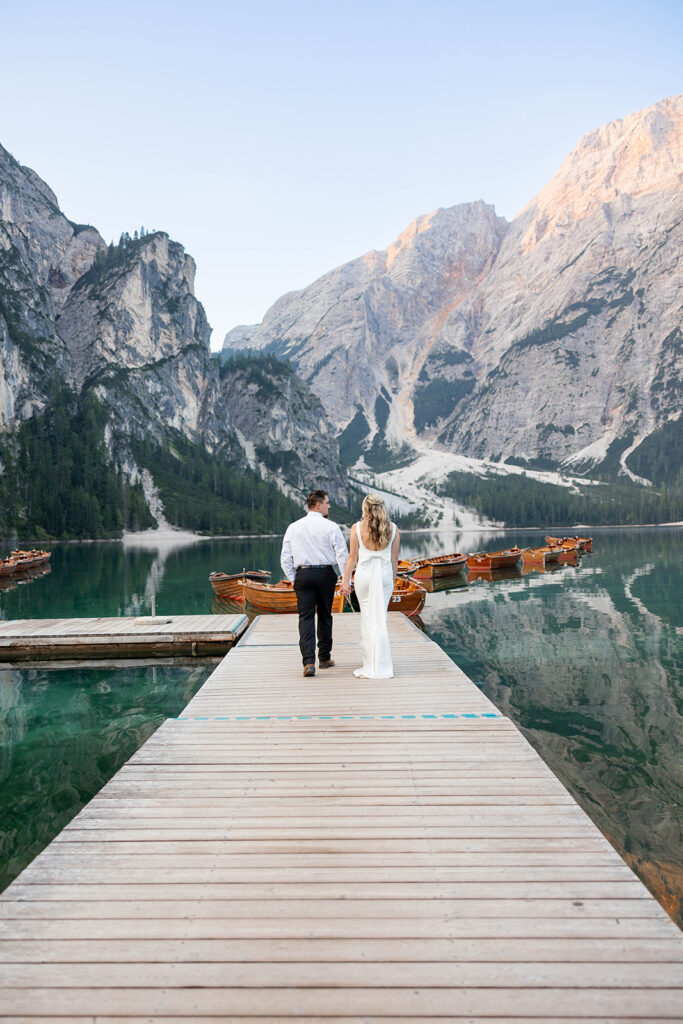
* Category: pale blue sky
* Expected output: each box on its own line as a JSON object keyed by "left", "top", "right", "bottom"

{"left": 2, "top": 0, "right": 681, "bottom": 346}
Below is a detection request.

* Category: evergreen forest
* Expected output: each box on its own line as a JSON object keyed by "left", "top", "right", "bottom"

{"left": 438, "top": 470, "right": 682, "bottom": 527}
{"left": 128, "top": 431, "right": 302, "bottom": 535}
{"left": 0, "top": 382, "right": 153, "bottom": 540}
{"left": 0, "top": 382, "right": 302, "bottom": 541}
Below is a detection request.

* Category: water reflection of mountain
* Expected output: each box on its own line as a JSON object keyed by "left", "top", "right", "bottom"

{"left": 421, "top": 531, "right": 682, "bottom": 927}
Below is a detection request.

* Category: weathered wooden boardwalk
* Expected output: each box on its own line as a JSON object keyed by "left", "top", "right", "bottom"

{"left": 0, "top": 613, "right": 248, "bottom": 660}
{"left": 0, "top": 613, "right": 681, "bottom": 1020}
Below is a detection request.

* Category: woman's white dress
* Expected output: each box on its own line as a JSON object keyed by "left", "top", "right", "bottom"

{"left": 353, "top": 522, "right": 395, "bottom": 679}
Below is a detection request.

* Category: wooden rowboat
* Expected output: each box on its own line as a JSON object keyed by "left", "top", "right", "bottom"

{"left": 522, "top": 545, "right": 562, "bottom": 566}
{"left": 396, "top": 559, "right": 419, "bottom": 576}
{"left": 545, "top": 536, "right": 592, "bottom": 552}
{"left": 209, "top": 569, "right": 271, "bottom": 602}
{"left": 0, "top": 550, "right": 51, "bottom": 577}
{"left": 466, "top": 547, "right": 524, "bottom": 571}
{"left": 411, "top": 553, "right": 468, "bottom": 579}
{"left": 11, "top": 549, "right": 51, "bottom": 565}
{"left": 243, "top": 579, "right": 345, "bottom": 614}
{"left": 388, "top": 577, "right": 427, "bottom": 617}
{"left": 557, "top": 548, "right": 581, "bottom": 564}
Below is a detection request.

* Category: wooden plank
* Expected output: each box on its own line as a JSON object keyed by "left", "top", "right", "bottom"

{"left": 2, "top": 936, "right": 683, "bottom": 962}
{"left": 1, "top": 915, "right": 679, "bottom": 940}
{"left": 0, "top": 897, "right": 671, "bottom": 920}
{"left": 2, "top": 960, "right": 682, "bottom": 986}
{"left": 0, "top": 986, "right": 681, "bottom": 1017}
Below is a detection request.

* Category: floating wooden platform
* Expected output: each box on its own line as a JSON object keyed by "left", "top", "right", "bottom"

{"left": 0, "top": 613, "right": 248, "bottom": 660}
{"left": 0, "top": 614, "right": 681, "bottom": 1021}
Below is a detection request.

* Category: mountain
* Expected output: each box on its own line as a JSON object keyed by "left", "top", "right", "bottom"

{"left": 225, "top": 202, "right": 508, "bottom": 461}
{"left": 0, "top": 146, "right": 348, "bottom": 539}
{"left": 224, "top": 95, "right": 682, "bottom": 484}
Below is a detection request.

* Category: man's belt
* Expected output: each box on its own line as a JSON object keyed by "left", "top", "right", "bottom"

{"left": 296, "top": 563, "right": 334, "bottom": 570}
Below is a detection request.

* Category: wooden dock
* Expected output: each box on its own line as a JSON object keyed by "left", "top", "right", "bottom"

{"left": 0, "top": 613, "right": 681, "bottom": 1020}
{"left": 0, "top": 613, "right": 248, "bottom": 660}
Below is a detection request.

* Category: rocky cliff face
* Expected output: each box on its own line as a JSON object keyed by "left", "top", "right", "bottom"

{"left": 218, "top": 355, "right": 348, "bottom": 505}
{"left": 56, "top": 232, "right": 229, "bottom": 448}
{"left": 0, "top": 143, "right": 103, "bottom": 426}
{"left": 0, "top": 147, "right": 348, "bottom": 532}
{"left": 436, "top": 94, "right": 683, "bottom": 469}
{"left": 224, "top": 95, "right": 682, "bottom": 479}
{"left": 225, "top": 202, "right": 509, "bottom": 448}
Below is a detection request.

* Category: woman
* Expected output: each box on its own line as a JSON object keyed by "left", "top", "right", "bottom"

{"left": 340, "top": 494, "right": 400, "bottom": 679}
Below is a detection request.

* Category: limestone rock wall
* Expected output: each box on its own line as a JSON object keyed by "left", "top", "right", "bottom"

{"left": 223, "top": 94, "right": 683, "bottom": 474}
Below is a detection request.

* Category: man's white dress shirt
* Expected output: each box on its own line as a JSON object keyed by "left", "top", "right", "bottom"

{"left": 281, "top": 511, "right": 349, "bottom": 582}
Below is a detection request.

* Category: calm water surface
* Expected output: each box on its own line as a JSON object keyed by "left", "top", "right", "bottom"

{"left": 0, "top": 527, "right": 681, "bottom": 926}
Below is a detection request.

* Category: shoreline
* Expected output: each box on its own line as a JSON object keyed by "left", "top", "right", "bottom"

{"left": 3, "top": 520, "right": 681, "bottom": 547}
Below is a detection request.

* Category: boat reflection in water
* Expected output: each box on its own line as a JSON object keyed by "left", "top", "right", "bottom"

{"left": 466, "top": 565, "right": 524, "bottom": 584}
{"left": 417, "top": 574, "right": 469, "bottom": 594}
{"left": 211, "top": 595, "right": 246, "bottom": 616}
{"left": 521, "top": 561, "right": 564, "bottom": 576}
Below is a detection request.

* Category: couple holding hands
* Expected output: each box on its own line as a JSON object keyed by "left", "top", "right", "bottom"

{"left": 280, "top": 489, "right": 400, "bottom": 680}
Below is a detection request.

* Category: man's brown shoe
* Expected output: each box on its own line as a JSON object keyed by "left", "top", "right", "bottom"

{"left": 319, "top": 659, "right": 335, "bottom": 669}
{"left": 303, "top": 664, "right": 316, "bottom": 677}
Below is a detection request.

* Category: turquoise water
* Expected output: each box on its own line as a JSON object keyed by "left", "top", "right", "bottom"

{"left": 0, "top": 661, "right": 213, "bottom": 891}
{"left": 0, "top": 527, "right": 680, "bottom": 925}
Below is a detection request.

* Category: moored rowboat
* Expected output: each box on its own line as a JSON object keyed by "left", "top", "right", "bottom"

{"left": 466, "top": 547, "right": 524, "bottom": 571}
{"left": 243, "top": 579, "right": 345, "bottom": 614}
{"left": 557, "top": 548, "right": 581, "bottom": 564}
{"left": 388, "top": 577, "right": 427, "bottom": 617}
{"left": 545, "top": 536, "right": 592, "bottom": 552}
{"left": 522, "top": 545, "right": 562, "bottom": 566}
{"left": 11, "top": 549, "right": 51, "bottom": 566}
{"left": 411, "top": 553, "right": 468, "bottom": 579}
{"left": 396, "top": 559, "right": 419, "bottom": 576}
{"left": 0, "top": 550, "right": 51, "bottom": 576}
{"left": 209, "top": 569, "right": 271, "bottom": 602}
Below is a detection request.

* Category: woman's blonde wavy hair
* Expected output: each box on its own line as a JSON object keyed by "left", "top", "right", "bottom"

{"left": 361, "top": 493, "right": 392, "bottom": 547}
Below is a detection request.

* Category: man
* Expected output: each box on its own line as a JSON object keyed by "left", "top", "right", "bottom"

{"left": 281, "top": 489, "right": 349, "bottom": 677}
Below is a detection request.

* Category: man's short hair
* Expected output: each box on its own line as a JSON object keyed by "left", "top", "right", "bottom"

{"left": 307, "top": 489, "right": 329, "bottom": 509}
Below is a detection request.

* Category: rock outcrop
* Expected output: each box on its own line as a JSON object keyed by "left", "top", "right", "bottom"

{"left": 0, "top": 147, "right": 348, "bottom": 533}
{"left": 0, "top": 143, "right": 103, "bottom": 426}
{"left": 218, "top": 354, "right": 348, "bottom": 505}
{"left": 437, "top": 94, "right": 683, "bottom": 468}
{"left": 225, "top": 202, "right": 509, "bottom": 449}
{"left": 56, "top": 232, "right": 229, "bottom": 448}
{"left": 224, "top": 95, "right": 683, "bottom": 479}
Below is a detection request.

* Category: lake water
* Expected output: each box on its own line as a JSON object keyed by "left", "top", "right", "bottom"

{"left": 0, "top": 527, "right": 681, "bottom": 927}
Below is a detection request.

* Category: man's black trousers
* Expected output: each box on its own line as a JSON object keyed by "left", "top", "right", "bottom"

{"left": 293, "top": 565, "right": 337, "bottom": 666}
